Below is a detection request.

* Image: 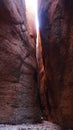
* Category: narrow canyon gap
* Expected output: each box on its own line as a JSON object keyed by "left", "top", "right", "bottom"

{"left": 0, "top": 0, "right": 73, "bottom": 129}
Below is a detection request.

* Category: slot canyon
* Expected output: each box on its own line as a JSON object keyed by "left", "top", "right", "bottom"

{"left": 0, "top": 0, "right": 73, "bottom": 130}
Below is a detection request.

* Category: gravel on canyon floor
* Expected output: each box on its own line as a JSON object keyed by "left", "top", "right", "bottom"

{"left": 0, "top": 121, "right": 61, "bottom": 130}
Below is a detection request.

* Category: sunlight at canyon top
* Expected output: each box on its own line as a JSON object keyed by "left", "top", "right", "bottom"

{"left": 25, "top": 0, "right": 39, "bottom": 57}
{"left": 25, "top": 0, "right": 39, "bottom": 33}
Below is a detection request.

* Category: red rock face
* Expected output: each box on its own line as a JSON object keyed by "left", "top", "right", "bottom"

{"left": 0, "top": 0, "right": 41, "bottom": 124}
{"left": 38, "top": 0, "right": 73, "bottom": 128}
{"left": 63, "top": 0, "right": 73, "bottom": 14}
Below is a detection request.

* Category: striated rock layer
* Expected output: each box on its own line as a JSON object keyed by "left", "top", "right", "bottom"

{"left": 38, "top": 0, "right": 73, "bottom": 128}
{"left": 0, "top": 0, "right": 41, "bottom": 124}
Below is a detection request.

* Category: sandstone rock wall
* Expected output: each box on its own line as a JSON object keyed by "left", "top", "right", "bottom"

{"left": 0, "top": 0, "right": 41, "bottom": 124}
{"left": 38, "top": 0, "right": 73, "bottom": 128}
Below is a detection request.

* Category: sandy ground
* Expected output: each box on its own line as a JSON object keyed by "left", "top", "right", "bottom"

{"left": 0, "top": 121, "right": 61, "bottom": 130}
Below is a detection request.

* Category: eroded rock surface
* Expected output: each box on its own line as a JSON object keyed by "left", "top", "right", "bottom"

{"left": 0, "top": 0, "right": 41, "bottom": 124}
{"left": 38, "top": 0, "right": 73, "bottom": 128}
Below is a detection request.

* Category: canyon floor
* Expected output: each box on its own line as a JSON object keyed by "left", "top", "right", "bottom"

{"left": 0, "top": 121, "right": 61, "bottom": 130}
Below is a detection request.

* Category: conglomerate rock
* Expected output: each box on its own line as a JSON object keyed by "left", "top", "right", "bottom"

{"left": 38, "top": 0, "right": 73, "bottom": 128}
{"left": 0, "top": 0, "right": 41, "bottom": 124}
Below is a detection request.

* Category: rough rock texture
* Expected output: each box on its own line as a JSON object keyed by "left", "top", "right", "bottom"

{"left": 0, "top": 0, "right": 41, "bottom": 124}
{"left": 38, "top": 0, "right": 73, "bottom": 128}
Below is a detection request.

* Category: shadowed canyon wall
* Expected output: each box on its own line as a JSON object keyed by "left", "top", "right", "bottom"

{"left": 0, "top": 0, "right": 41, "bottom": 124}
{"left": 38, "top": 0, "right": 73, "bottom": 128}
